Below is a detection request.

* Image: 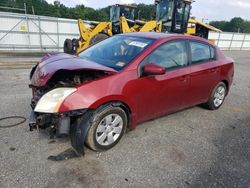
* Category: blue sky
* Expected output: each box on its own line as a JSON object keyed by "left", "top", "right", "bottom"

{"left": 46, "top": 0, "right": 250, "bottom": 21}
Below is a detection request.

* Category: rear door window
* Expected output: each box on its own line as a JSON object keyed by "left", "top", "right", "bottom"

{"left": 190, "top": 41, "right": 216, "bottom": 64}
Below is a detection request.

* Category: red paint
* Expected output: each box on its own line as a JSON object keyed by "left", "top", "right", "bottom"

{"left": 31, "top": 33, "right": 234, "bottom": 129}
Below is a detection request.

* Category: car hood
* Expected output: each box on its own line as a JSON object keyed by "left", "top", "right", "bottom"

{"left": 30, "top": 53, "right": 117, "bottom": 87}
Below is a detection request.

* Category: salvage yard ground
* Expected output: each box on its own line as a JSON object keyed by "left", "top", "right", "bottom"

{"left": 0, "top": 51, "right": 250, "bottom": 188}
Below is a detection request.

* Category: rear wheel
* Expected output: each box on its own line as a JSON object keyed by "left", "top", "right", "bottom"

{"left": 204, "top": 82, "right": 227, "bottom": 110}
{"left": 89, "top": 33, "right": 109, "bottom": 46}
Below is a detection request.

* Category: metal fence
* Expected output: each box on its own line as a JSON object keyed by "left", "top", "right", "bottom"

{"left": 209, "top": 31, "right": 250, "bottom": 50}
{"left": 0, "top": 11, "right": 250, "bottom": 52}
{"left": 0, "top": 11, "right": 79, "bottom": 52}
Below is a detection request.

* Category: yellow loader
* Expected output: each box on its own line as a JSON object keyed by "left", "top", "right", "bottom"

{"left": 64, "top": 0, "right": 221, "bottom": 54}
{"left": 64, "top": 4, "right": 137, "bottom": 54}
{"left": 154, "top": 0, "right": 221, "bottom": 38}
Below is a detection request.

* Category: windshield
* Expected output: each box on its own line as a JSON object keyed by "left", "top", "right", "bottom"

{"left": 110, "top": 6, "right": 120, "bottom": 22}
{"left": 120, "top": 7, "right": 135, "bottom": 20}
{"left": 110, "top": 6, "right": 135, "bottom": 22}
{"left": 156, "top": 0, "right": 173, "bottom": 22}
{"left": 79, "top": 36, "right": 154, "bottom": 71}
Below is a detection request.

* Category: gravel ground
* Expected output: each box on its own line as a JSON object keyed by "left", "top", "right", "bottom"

{"left": 0, "top": 51, "right": 249, "bottom": 188}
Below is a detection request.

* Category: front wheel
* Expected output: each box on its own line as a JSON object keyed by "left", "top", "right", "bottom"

{"left": 204, "top": 82, "right": 227, "bottom": 110}
{"left": 86, "top": 105, "right": 127, "bottom": 151}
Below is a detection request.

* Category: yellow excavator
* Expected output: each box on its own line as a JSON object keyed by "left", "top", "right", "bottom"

{"left": 64, "top": 0, "right": 221, "bottom": 54}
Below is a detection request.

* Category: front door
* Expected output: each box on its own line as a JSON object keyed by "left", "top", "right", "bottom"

{"left": 132, "top": 40, "right": 191, "bottom": 122}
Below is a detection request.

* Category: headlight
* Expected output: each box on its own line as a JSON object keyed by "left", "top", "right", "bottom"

{"left": 34, "top": 88, "right": 77, "bottom": 113}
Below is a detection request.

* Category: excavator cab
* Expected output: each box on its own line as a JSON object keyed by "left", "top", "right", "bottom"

{"left": 155, "top": 0, "right": 192, "bottom": 33}
{"left": 110, "top": 4, "right": 136, "bottom": 34}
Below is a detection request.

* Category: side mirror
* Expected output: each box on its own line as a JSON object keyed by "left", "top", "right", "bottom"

{"left": 143, "top": 63, "right": 166, "bottom": 76}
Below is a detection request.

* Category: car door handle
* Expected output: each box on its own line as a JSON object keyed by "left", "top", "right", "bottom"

{"left": 210, "top": 68, "right": 219, "bottom": 73}
{"left": 179, "top": 75, "right": 188, "bottom": 82}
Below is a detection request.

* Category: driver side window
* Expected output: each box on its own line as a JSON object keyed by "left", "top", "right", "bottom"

{"left": 142, "top": 40, "right": 188, "bottom": 70}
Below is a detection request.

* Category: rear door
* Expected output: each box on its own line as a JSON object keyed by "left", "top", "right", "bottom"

{"left": 188, "top": 40, "right": 221, "bottom": 106}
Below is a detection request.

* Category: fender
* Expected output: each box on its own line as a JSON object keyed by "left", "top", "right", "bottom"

{"left": 70, "top": 110, "right": 94, "bottom": 155}
{"left": 89, "top": 96, "right": 138, "bottom": 130}
{"left": 60, "top": 93, "right": 138, "bottom": 129}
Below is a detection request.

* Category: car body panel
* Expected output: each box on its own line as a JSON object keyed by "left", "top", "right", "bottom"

{"left": 189, "top": 60, "right": 221, "bottom": 105}
{"left": 30, "top": 53, "right": 117, "bottom": 87}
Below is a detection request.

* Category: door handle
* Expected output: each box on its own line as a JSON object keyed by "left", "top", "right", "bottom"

{"left": 210, "top": 68, "right": 219, "bottom": 73}
{"left": 179, "top": 75, "right": 188, "bottom": 82}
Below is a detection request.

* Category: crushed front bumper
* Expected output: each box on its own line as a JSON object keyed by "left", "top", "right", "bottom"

{"left": 28, "top": 109, "right": 87, "bottom": 134}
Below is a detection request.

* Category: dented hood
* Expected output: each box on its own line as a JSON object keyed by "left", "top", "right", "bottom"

{"left": 30, "top": 53, "right": 117, "bottom": 87}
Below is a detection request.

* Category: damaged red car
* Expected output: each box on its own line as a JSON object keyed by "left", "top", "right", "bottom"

{"left": 29, "top": 32, "right": 234, "bottom": 154}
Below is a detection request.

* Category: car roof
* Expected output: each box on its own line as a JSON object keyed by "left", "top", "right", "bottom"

{"left": 121, "top": 32, "right": 180, "bottom": 39}
{"left": 121, "top": 32, "right": 212, "bottom": 44}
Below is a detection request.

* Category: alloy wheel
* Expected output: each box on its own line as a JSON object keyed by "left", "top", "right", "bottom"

{"left": 95, "top": 114, "right": 123, "bottom": 146}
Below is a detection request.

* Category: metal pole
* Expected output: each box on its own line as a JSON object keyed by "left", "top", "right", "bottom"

{"left": 229, "top": 33, "right": 235, "bottom": 51}
{"left": 38, "top": 17, "right": 42, "bottom": 52}
{"left": 217, "top": 32, "right": 221, "bottom": 47}
{"left": 57, "top": 18, "right": 60, "bottom": 51}
{"left": 24, "top": 3, "right": 31, "bottom": 49}
{"left": 240, "top": 34, "right": 246, "bottom": 50}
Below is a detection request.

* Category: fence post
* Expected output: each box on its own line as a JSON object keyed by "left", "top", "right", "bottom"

{"left": 38, "top": 17, "right": 42, "bottom": 52}
{"left": 229, "top": 33, "right": 235, "bottom": 50}
{"left": 24, "top": 3, "right": 31, "bottom": 49}
{"left": 217, "top": 32, "right": 221, "bottom": 47}
{"left": 57, "top": 18, "right": 60, "bottom": 52}
{"left": 240, "top": 34, "right": 246, "bottom": 50}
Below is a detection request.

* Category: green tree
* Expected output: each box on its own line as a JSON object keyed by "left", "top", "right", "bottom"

{"left": 230, "top": 17, "right": 245, "bottom": 32}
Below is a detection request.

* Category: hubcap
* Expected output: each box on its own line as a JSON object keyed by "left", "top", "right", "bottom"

{"left": 213, "top": 86, "right": 226, "bottom": 107}
{"left": 95, "top": 114, "right": 123, "bottom": 146}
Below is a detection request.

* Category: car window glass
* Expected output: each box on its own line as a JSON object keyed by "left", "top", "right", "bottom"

{"left": 143, "top": 41, "right": 188, "bottom": 70}
{"left": 79, "top": 36, "right": 154, "bottom": 71}
{"left": 190, "top": 41, "right": 215, "bottom": 64}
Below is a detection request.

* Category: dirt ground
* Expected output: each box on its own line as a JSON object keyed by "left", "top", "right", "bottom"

{"left": 0, "top": 51, "right": 249, "bottom": 188}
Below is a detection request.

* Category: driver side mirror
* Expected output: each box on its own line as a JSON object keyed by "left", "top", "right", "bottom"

{"left": 143, "top": 63, "right": 166, "bottom": 76}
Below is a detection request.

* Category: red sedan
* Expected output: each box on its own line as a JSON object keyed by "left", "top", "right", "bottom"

{"left": 29, "top": 32, "right": 234, "bottom": 154}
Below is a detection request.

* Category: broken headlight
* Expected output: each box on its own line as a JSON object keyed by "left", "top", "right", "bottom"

{"left": 34, "top": 88, "right": 77, "bottom": 113}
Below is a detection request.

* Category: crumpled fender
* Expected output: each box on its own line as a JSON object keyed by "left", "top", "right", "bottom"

{"left": 70, "top": 110, "right": 94, "bottom": 155}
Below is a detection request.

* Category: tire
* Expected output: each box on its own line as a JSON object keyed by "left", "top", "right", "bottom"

{"left": 204, "top": 82, "right": 227, "bottom": 110}
{"left": 89, "top": 33, "right": 109, "bottom": 46}
{"left": 63, "top": 39, "right": 73, "bottom": 54}
{"left": 86, "top": 104, "right": 127, "bottom": 151}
